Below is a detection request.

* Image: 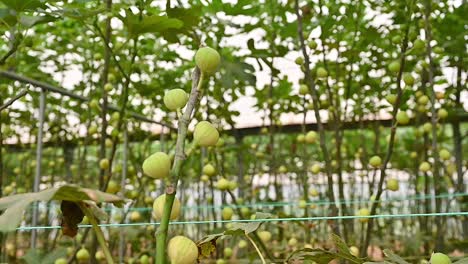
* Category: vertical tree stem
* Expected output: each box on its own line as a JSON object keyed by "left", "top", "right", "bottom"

{"left": 155, "top": 70, "right": 203, "bottom": 264}
{"left": 294, "top": 0, "right": 340, "bottom": 235}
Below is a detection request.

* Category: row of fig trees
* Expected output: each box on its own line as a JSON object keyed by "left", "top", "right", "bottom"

{"left": 0, "top": 0, "right": 466, "bottom": 263}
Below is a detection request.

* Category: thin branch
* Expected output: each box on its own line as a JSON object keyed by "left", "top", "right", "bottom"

{"left": 294, "top": 0, "right": 340, "bottom": 235}
{"left": 361, "top": 0, "right": 414, "bottom": 254}
{"left": 0, "top": 89, "right": 28, "bottom": 111}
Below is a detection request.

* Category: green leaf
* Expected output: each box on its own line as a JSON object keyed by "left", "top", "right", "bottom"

{"left": 383, "top": 249, "right": 410, "bottom": 264}
{"left": 120, "top": 9, "right": 183, "bottom": 36}
{"left": 287, "top": 248, "right": 337, "bottom": 264}
{"left": 331, "top": 233, "right": 352, "bottom": 255}
{"left": 0, "top": 185, "right": 124, "bottom": 232}
{"left": 0, "top": 8, "right": 17, "bottom": 28}
{"left": 196, "top": 232, "right": 224, "bottom": 259}
{"left": 19, "top": 14, "right": 57, "bottom": 27}
{"left": 454, "top": 258, "right": 468, "bottom": 264}
{"left": 39, "top": 248, "right": 68, "bottom": 264}
{"left": 22, "top": 248, "right": 67, "bottom": 264}
{"left": 0, "top": 0, "right": 46, "bottom": 12}
{"left": 226, "top": 212, "right": 273, "bottom": 235}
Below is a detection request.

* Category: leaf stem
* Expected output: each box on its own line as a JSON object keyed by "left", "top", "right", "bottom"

{"left": 246, "top": 233, "right": 266, "bottom": 264}
{"left": 78, "top": 203, "right": 114, "bottom": 264}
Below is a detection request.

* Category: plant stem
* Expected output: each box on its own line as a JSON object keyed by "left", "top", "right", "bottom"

{"left": 294, "top": 0, "right": 340, "bottom": 235}
{"left": 78, "top": 203, "right": 114, "bottom": 264}
{"left": 246, "top": 233, "right": 266, "bottom": 264}
{"left": 155, "top": 69, "right": 203, "bottom": 264}
{"left": 361, "top": 0, "right": 414, "bottom": 255}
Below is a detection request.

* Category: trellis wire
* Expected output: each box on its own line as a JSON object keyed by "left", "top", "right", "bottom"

{"left": 15, "top": 211, "right": 468, "bottom": 231}
{"left": 25, "top": 192, "right": 468, "bottom": 212}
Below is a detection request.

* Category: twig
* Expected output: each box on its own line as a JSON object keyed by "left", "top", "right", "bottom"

{"left": 0, "top": 89, "right": 28, "bottom": 111}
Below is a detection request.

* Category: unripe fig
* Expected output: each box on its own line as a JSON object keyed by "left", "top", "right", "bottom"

{"left": 203, "top": 164, "right": 216, "bottom": 176}
{"left": 296, "top": 134, "right": 305, "bottom": 143}
{"left": 76, "top": 248, "right": 90, "bottom": 262}
{"left": 430, "top": 253, "right": 451, "bottom": 264}
{"left": 403, "top": 73, "right": 415, "bottom": 86}
{"left": 194, "top": 121, "right": 219, "bottom": 147}
{"left": 104, "top": 83, "right": 113, "bottom": 92}
{"left": 139, "top": 255, "right": 150, "bottom": 264}
{"left": 278, "top": 165, "right": 287, "bottom": 173}
{"left": 228, "top": 181, "right": 238, "bottom": 190}
{"left": 201, "top": 175, "right": 209, "bottom": 182}
{"left": 55, "top": 258, "right": 67, "bottom": 264}
{"left": 95, "top": 250, "right": 105, "bottom": 261}
{"left": 299, "top": 199, "right": 307, "bottom": 209}
{"left": 240, "top": 207, "right": 250, "bottom": 216}
{"left": 106, "top": 180, "right": 120, "bottom": 194}
{"left": 164, "top": 89, "right": 189, "bottom": 110}
{"left": 391, "top": 35, "right": 402, "bottom": 44}
{"left": 413, "top": 39, "right": 425, "bottom": 50}
{"left": 418, "top": 95, "right": 429, "bottom": 105}
{"left": 369, "top": 155, "right": 382, "bottom": 168}
{"left": 238, "top": 240, "right": 247, "bottom": 248}
{"left": 305, "top": 131, "right": 318, "bottom": 143}
{"left": 299, "top": 84, "right": 308, "bottom": 95}
{"left": 130, "top": 211, "right": 141, "bottom": 222}
{"left": 437, "top": 108, "right": 448, "bottom": 119}
{"left": 153, "top": 194, "right": 181, "bottom": 220}
{"left": 216, "top": 178, "right": 230, "bottom": 190}
{"left": 349, "top": 246, "right": 359, "bottom": 257}
{"left": 105, "top": 138, "right": 113, "bottom": 148}
{"left": 316, "top": 67, "right": 328, "bottom": 78}
{"left": 419, "top": 161, "right": 431, "bottom": 172}
{"left": 357, "top": 208, "right": 370, "bottom": 223}
{"left": 224, "top": 247, "right": 233, "bottom": 258}
{"left": 308, "top": 39, "right": 317, "bottom": 49}
{"left": 309, "top": 188, "right": 319, "bottom": 197}
{"left": 396, "top": 111, "right": 410, "bottom": 125}
{"left": 295, "top": 57, "right": 304, "bottom": 65}
{"left": 288, "top": 237, "right": 298, "bottom": 247}
{"left": 386, "top": 94, "right": 397, "bottom": 105}
{"left": 310, "top": 164, "right": 321, "bottom": 174}
{"left": 439, "top": 149, "right": 450, "bottom": 160}
{"left": 258, "top": 231, "right": 272, "bottom": 242}
{"left": 89, "top": 99, "right": 100, "bottom": 110}
{"left": 422, "top": 122, "right": 432, "bottom": 133}
{"left": 142, "top": 152, "right": 171, "bottom": 179}
{"left": 168, "top": 236, "right": 199, "bottom": 264}
{"left": 195, "top": 47, "right": 221, "bottom": 74}
{"left": 99, "top": 158, "right": 109, "bottom": 170}
{"left": 388, "top": 60, "right": 401, "bottom": 73}
{"left": 386, "top": 178, "right": 399, "bottom": 191}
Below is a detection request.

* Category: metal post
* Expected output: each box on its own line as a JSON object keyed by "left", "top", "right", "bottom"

{"left": 31, "top": 89, "right": 46, "bottom": 248}
{"left": 119, "top": 127, "right": 128, "bottom": 263}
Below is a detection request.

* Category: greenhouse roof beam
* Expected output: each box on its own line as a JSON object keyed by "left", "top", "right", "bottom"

{"left": 0, "top": 70, "right": 175, "bottom": 130}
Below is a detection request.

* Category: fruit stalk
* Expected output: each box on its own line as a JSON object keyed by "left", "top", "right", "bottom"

{"left": 78, "top": 203, "right": 114, "bottom": 264}
{"left": 155, "top": 69, "right": 204, "bottom": 264}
